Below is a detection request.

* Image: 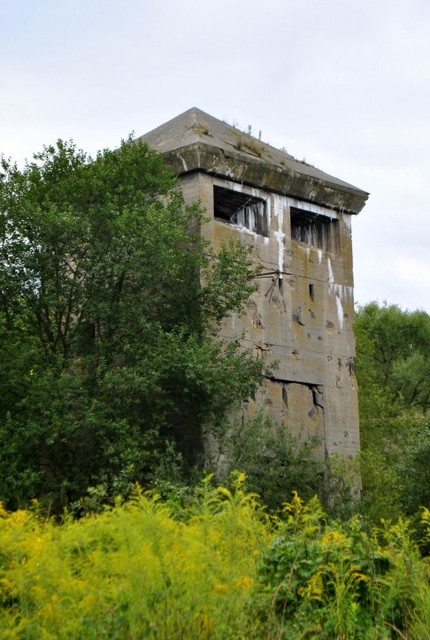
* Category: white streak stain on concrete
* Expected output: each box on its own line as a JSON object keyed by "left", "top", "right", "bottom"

{"left": 273, "top": 195, "right": 286, "bottom": 275}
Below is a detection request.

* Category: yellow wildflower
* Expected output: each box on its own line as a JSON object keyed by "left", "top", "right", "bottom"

{"left": 214, "top": 583, "right": 228, "bottom": 594}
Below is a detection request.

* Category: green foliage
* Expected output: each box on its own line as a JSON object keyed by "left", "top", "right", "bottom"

{"left": 257, "top": 493, "right": 429, "bottom": 639}
{"left": 397, "top": 418, "right": 430, "bottom": 516}
{"left": 1, "top": 487, "right": 430, "bottom": 639}
{"left": 355, "top": 301, "right": 430, "bottom": 409}
{"left": 0, "top": 138, "right": 261, "bottom": 511}
{"left": 355, "top": 302, "right": 430, "bottom": 520}
{"left": 219, "top": 413, "right": 360, "bottom": 520}
{"left": 0, "top": 478, "right": 271, "bottom": 639}
{"left": 219, "top": 412, "right": 324, "bottom": 512}
{"left": 320, "top": 453, "right": 362, "bottom": 521}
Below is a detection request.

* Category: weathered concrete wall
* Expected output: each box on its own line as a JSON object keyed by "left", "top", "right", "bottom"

{"left": 179, "top": 172, "right": 360, "bottom": 459}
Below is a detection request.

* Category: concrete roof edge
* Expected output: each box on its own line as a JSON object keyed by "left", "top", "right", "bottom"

{"left": 138, "top": 108, "right": 369, "bottom": 215}
{"left": 161, "top": 141, "right": 369, "bottom": 215}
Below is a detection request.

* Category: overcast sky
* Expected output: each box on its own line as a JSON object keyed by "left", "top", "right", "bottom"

{"left": 1, "top": 0, "right": 429, "bottom": 313}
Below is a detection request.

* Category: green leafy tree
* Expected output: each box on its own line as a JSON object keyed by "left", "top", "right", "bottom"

{"left": 354, "top": 302, "right": 430, "bottom": 519}
{"left": 0, "top": 138, "right": 261, "bottom": 510}
{"left": 354, "top": 301, "right": 430, "bottom": 406}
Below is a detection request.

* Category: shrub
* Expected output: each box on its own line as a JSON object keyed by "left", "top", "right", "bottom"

{"left": 1, "top": 483, "right": 430, "bottom": 639}
{"left": 256, "top": 493, "right": 430, "bottom": 639}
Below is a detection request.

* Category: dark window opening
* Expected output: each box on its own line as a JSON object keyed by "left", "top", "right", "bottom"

{"left": 290, "top": 207, "right": 339, "bottom": 253}
{"left": 214, "top": 186, "right": 268, "bottom": 237}
{"left": 309, "top": 283, "right": 314, "bottom": 301}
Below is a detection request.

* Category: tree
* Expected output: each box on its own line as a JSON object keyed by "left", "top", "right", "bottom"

{"left": 354, "top": 302, "right": 430, "bottom": 519}
{"left": 354, "top": 301, "right": 430, "bottom": 407}
{"left": 0, "top": 138, "right": 262, "bottom": 510}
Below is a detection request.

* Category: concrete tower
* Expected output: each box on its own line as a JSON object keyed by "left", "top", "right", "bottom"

{"left": 139, "top": 108, "right": 368, "bottom": 460}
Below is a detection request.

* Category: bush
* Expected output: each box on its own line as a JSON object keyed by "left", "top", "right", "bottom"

{"left": 219, "top": 413, "right": 324, "bottom": 512}
{"left": 256, "top": 493, "right": 430, "bottom": 639}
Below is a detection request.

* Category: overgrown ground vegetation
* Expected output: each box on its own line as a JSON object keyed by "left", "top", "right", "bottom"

{"left": 1, "top": 478, "right": 430, "bottom": 639}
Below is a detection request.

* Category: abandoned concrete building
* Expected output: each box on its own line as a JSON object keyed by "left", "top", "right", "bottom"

{"left": 139, "top": 108, "right": 368, "bottom": 460}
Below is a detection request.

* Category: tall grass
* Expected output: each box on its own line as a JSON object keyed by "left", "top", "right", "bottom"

{"left": 1, "top": 478, "right": 430, "bottom": 639}
{"left": 0, "top": 475, "right": 270, "bottom": 639}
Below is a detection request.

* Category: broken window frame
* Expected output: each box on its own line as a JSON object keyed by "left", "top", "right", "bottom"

{"left": 290, "top": 207, "right": 340, "bottom": 253}
{"left": 213, "top": 186, "right": 269, "bottom": 237}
